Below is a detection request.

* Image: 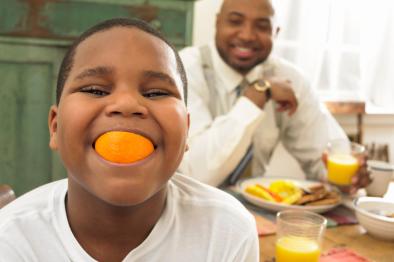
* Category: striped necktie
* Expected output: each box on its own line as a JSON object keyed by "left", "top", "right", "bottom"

{"left": 236, "top": 78, "right": 249, "bottom": 97}
{"left": 226, "top": 78, "right": 253, "bottom": 185}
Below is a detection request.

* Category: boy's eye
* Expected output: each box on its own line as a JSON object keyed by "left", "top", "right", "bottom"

{"left": 79, "top": 86, "right": 109, "bottom": 97}
{"left": 143, "top": 89, "right": 170, "bottom": 99}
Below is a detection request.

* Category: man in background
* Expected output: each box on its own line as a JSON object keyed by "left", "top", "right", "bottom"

{"left": 179, "top": 0, "right": 369, "bottom": 192}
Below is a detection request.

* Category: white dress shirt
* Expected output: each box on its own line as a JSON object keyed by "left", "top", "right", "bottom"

{"left": 179, "top": 43, "right": 347, "bottom": 186}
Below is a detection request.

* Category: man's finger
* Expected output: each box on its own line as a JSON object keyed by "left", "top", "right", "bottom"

{"left": 322, "top": 151, "right": 328, "bottom": 165}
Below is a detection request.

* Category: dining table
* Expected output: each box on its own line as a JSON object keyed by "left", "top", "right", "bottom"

{"left": 259, "top": 223, "right": 394, "bottom": 261}
{"left": 246, "top": 182, "right": 394, "bottom": 262}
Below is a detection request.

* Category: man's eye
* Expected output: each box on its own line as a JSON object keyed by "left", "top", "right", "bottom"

{"left": 143, "top": 90, "right": 169, "bottom": 99}
{"left": 228, "top": 18, "right": 243, "bottom": 26}
{"left": 80, "top": 86, "right": 109, "bottom": 97}
{"left": 256, "top": 23, "right": 272, "bottom": 32}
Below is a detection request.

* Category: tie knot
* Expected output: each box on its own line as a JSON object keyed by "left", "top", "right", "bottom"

{"left": 236, "top": 78, "right": 249, "bottom": 96}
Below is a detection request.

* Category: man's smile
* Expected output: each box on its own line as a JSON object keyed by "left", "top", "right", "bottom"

{"left": 230, "top": 42, "right": 261, "bottom": 60}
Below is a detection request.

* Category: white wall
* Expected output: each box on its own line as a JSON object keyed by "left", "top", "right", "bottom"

{"left": 192, "top": 0, "right": 223, "bottom": 46}
{"left": 338, "top": 115, "right": 394, "bottom": 164}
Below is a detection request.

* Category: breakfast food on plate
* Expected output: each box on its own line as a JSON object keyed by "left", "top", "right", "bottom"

{"left": 245, "top": 180, "right": 341, "bottom": 206}
{"left": 268, "top": 181, "right": 303, "bottom": 205}
{"left": 303, "top": 191, "right": 341, "bottom": 206}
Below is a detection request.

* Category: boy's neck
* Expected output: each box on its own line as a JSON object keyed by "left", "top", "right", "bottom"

{"left": 65, "top": 179, "right": 168, "bottom": 261}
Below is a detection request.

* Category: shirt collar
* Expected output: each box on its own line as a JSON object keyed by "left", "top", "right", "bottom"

{"left": 209, "top": 42, "right": 272, "bottom": 93}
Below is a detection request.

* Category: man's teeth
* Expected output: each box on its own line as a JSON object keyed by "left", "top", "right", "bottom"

{"left": 236, "top": 47, "right": 253, "bottom": 52}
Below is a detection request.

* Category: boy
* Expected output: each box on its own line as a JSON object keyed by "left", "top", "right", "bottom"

{"left": 0, "top": 18, "right": 258, "bottom": 261}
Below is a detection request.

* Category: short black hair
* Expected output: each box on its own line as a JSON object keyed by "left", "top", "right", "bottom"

{"left": 56, "top": 17, "right": 187, "bottom": 105}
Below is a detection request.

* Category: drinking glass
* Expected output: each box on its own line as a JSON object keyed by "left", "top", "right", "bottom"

{"left": 275, "top": 210, "right": 327, "bottom": 262}
{"left": 326, "top": 139, "right": 365, "bottom": 186}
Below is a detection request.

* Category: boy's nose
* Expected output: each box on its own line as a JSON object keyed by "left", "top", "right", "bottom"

{"left": 105, "top": 90, "right": 148, "bottom": 118}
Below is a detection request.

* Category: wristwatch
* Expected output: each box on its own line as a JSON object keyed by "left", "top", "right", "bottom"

{"left": 251, "top": 79, "right": 272, "bottom": 100}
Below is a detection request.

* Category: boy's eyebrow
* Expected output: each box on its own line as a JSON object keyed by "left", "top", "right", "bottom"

{"left": 74, "top": 66, "right": 114, "bottom": 80}
{"left": 143, "top": 70, "right": 176, "bottom": 86}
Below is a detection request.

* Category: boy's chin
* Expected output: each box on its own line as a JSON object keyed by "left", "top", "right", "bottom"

{"left": 70, "top": 178, "right": 165, "bottom": 208}
{"left": 95, "top": 183, "right": 167, "bottom": 207}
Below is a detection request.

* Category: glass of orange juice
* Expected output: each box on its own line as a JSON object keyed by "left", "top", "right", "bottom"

{"left": 326, "top": 139, "right": 365, "bottom": 186}
{"left": 275, "top": 210, "right": 327, "bottom": 262}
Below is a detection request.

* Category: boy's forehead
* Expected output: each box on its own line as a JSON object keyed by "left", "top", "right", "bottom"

{"left": 70, "top": 27, "right": 182, "bottom": 88}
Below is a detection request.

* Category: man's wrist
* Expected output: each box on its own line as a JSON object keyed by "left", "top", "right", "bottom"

{"left": 251, "top": 79, "right": 272, "bottom": 101}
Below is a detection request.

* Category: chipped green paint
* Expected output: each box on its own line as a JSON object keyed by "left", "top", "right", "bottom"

{"left": 0, "top": 0, "right": 195, "bottom": 47}
{"left": 0, "top": 41, "right": 67, "bottom": 196}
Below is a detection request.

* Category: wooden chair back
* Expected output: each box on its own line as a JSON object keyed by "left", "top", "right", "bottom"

{"left": 0, "top": 184, "right": 16, "bottom": 209}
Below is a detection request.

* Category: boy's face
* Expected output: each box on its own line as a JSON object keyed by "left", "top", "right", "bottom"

{"left": 48, "top": 27, "right": 189, "bottom": 206}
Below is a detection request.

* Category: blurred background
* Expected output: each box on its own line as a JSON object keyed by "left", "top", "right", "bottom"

{"left": 1, "top": 0, "right": 393, "bottom": 196}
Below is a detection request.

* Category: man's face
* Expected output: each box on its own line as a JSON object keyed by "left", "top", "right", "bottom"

{"left": 48, "top": 27, "right": 189, "bottom": 206}
{"left": 215, "top": 0, "right": 277, "bottom": 74}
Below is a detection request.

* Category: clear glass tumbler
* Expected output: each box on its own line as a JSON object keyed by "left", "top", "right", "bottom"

{"left": 326, "top": 139, "right": 365, "bottom": 186}
{"left": 275, "top": 210, "right": 327, "bottom": 262}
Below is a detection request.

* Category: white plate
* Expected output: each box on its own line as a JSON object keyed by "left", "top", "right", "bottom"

{"left": 238, "top": 177, "right": 341, "bottom": 213}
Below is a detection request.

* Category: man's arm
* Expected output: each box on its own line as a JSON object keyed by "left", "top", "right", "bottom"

{"left": 184, "top": 87, "right": 264, "bottom": 186}
{"left": 183, "top": 79, "right": 298, "bottom": 186}
{"left": 280, "top": 76, "right": 347, "bottom": 180}
{"left": 179, "top": 47, "right": 298, "bottom": 186}
{"left": 177, "top": 47, "right": 264, "bottom": 186}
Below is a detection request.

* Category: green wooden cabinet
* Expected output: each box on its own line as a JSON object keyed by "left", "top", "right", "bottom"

{"left": 0, "top": 0, "right": 196, "bottom": 196}
{"left": 0, "top": 38, "right": 67, "bottom": 196}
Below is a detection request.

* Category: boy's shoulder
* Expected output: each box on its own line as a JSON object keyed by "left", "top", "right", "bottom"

{"left": 0, "top": 179, "right": 67, "bottom": 216}
{"left": 0, "top": 179, "right": 68, "bottom": 259}
{"left": 169, "top": 173, "right": 256, "bottom": 230}
{"left": 0, "top": 179, "right": 67, "bottom": 230}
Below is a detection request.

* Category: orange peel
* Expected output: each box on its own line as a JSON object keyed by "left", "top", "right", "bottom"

{"left": 95, "top": 131, "right": 154, "bottom": 164}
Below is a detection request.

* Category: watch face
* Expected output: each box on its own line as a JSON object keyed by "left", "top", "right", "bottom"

{"left": 254, "top": 79, "right": 269, "bottom": 91}
{"left": 257, "top": 79, "right": 267, "bottom": 88}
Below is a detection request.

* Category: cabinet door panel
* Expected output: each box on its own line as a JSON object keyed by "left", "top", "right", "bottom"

{"left": 0, "top": 42, "right": 67, "bottom": 196}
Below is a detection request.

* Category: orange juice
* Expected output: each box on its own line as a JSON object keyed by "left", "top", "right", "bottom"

{"left": 327, "top": 154, "right": 359, "bottom": 185}
{"left": 276, "top": 236, "right": 320, "bottom": 262}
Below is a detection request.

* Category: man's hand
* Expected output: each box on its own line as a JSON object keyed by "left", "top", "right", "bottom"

{"left": 243, "top": 77, "right": 298, "bottom": 115}
{"left": 269, "top": 77, "right": 298, "bottom": 116}
{"left": 349, "top": 157, "right": 371, "bottom": 194}
{"left": 322, "top": 151, "right": 371, "bottom": 194}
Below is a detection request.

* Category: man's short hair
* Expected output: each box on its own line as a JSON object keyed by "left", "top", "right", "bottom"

{"left": 56, "top": 18, "right": 188, "bottom": 105}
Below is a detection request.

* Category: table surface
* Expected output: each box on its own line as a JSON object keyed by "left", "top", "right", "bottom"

{"left": 259, "top": 224, "right": 394, "bottom": 262}
{"left": 258, "top": 182, "right": 394, "bottom": 261}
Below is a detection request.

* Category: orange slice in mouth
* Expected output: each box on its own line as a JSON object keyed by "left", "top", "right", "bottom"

{"left": 94, "top": 131, "right": 154, "bottom": 164}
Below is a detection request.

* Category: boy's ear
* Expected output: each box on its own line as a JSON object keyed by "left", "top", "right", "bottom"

{"left": 48, "top": 105, "right": 58, "bottom": 150}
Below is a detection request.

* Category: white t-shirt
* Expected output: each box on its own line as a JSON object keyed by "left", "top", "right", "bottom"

{"left": 179, "top": 43, "right": 347, "bottom": 186}
{"left": 0, "top": 173, "right": 258, "bottom": 262}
